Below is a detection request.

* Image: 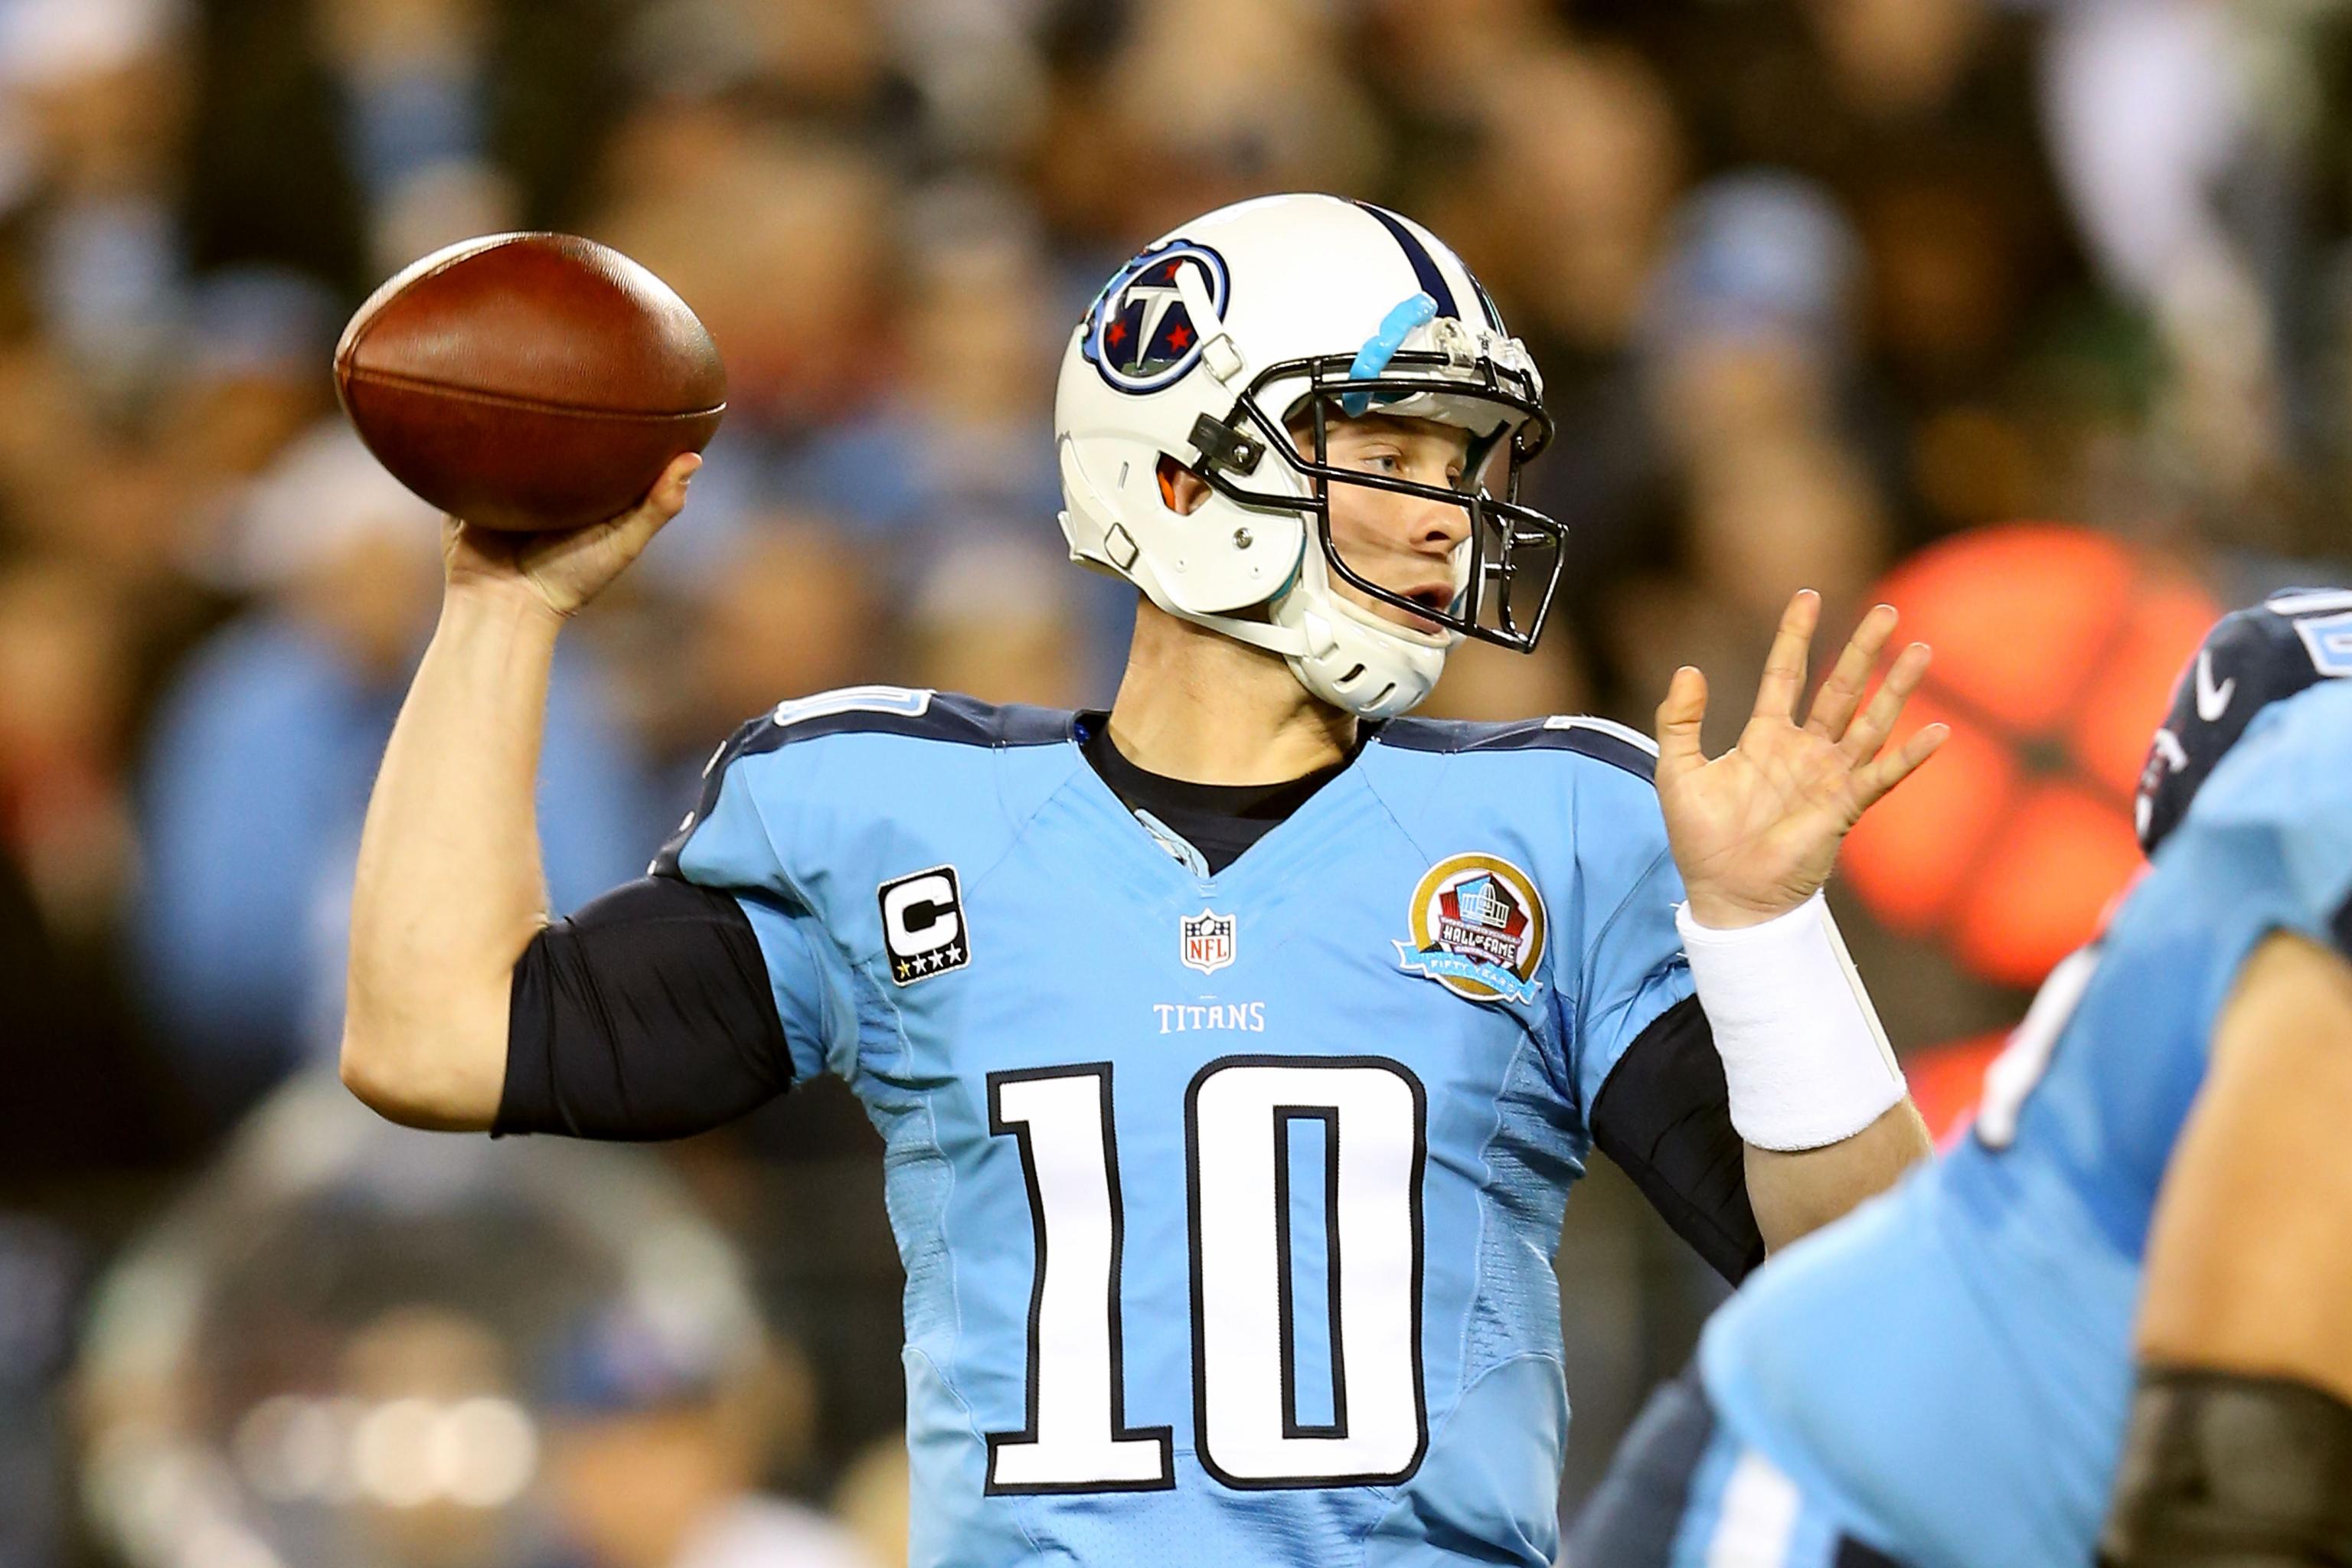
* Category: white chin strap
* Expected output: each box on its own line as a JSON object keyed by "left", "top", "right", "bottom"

{"left": 1269, "top": 548, "right": 1452, "bottom": 720}
{"left": 1060, "top": 453, "right": 1452, "bottom": 721}
{"left": 1132, "top": 574, "right": 1451, "bottom": 722}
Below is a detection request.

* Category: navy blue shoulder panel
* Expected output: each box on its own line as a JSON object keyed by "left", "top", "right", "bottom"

{"left": 654, "top": 691, "right": 1073, "bottom": 877}
{"left": 702, "top": 690, "right": 1072, "bottom": 770}
{"left": 1376, "top": 716, "right": 1659, "bottom": 783}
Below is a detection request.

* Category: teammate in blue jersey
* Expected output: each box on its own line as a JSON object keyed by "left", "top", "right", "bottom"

{"left": 1569, "top": 590, "right": 2352, "bottom": 1568}
{"left": 339, "top": 194, "right": 1945, "bottom": 1566}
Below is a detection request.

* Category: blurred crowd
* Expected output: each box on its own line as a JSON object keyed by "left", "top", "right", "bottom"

{"left": 0, "top": 0, "right": 2347, "bottom": 1563}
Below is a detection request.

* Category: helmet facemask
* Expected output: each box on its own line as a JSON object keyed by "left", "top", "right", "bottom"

{"left": 1182, "top": 343, "right": 1566, "bottom": 657}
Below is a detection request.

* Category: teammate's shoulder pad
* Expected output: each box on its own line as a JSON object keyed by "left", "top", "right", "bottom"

{"left": 698, "top": 686, "right": 1073, "bottom": 776}
{"left": 1377, "top": 714, "right": 1659, "bottom": 782}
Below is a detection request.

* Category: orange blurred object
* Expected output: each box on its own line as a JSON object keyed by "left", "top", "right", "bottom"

{"left": 1841, "top": 524, "right": 2216, "bottom": 988}
{"left": 1906, "top": 1029, "right": 2009, "bottom": 1150}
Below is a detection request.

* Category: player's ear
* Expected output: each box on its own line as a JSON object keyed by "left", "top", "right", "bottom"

{"left": 1157, "top": 454, "right": 1211, "bottom": 515}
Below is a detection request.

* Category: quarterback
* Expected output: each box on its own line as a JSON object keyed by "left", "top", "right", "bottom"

{"left": 1570, "top": 593, "right": 2352, "bottom": 1568}
{"left": 341, "top": 194, "right": 1939, "bottom": 1566}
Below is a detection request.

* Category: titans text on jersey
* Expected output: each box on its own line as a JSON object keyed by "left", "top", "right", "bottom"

{"left": 496, "top": 688, "right": 1762, "bottom": 1568}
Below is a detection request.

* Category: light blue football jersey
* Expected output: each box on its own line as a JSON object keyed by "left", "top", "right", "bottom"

{"left": 658, "top": 688, "right": 1698, "bottom": 1567}
{"left": 1696, "top": 678, "right": 2352, "bottom": 1568}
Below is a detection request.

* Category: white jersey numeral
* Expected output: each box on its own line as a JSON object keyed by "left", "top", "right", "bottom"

{"left": 985, "top": 1057, "right": 1427, "bottom": 1494}
{"left": 1187, "top": 1058, "right": 1426, "bottom": 1485}
{"left": 984, "top": 1066, "right": 1173, "bottom": 1493}
{"left": 1976, "top": 944, "right": 2102, "bottom": 1149}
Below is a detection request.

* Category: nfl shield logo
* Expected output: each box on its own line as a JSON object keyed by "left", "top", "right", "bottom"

{"left": 1180, "top": 910, "right": 1237, "bottom": 975}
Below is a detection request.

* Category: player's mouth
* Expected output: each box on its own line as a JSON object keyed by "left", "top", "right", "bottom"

{"left": 1389, "top": 583, "right": 1452, "bottom": 635}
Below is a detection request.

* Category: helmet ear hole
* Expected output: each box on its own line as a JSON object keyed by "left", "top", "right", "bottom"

{"left": 1156, "top": 454, "right": 1209, "bottom": 515}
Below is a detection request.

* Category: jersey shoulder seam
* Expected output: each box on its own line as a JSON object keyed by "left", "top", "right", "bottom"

{"left": 1375, "top": 714, "right": 1660, "bottom": 782}
{"left": 1572, "top": 842, "right": 1684, "bottom": 1099}
{"left": 710, "top": 688, "right": 1075, "bottom": 768}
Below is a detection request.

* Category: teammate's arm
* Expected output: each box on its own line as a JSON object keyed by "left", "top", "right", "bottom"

{"left": 2099, "top": 929, "right": 2352, "bottom": 1565}
{"left": 339, "top": 456, "right": 698, "bottom": 1131}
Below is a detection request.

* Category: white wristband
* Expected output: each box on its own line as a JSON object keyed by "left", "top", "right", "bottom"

{"left": 1675, "top": 891, "right": 1905, "bottom": 1152}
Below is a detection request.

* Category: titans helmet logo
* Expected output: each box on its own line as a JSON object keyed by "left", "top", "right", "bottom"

{"left": 1081, "top": 240, "right": 1230, "bottom": 394}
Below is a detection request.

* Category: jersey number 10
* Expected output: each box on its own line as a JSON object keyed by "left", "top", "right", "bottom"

{"left": 984, "top": 1056, "right": 1429, "bottom": 1494}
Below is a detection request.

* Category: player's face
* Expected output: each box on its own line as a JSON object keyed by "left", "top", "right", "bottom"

{"left": 1310, "top": 413, "right": 1477, "bottom": 636}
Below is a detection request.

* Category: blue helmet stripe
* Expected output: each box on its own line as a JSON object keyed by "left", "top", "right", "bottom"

{"left": 1467, "top": 273, "right": 1506, "bottom": 336}
{"left": 1352, "top": 202, "right": 1460, "bottom": 322}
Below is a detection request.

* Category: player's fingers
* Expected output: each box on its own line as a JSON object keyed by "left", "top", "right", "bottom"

{"left": 1751, "top": 590, "right": 1820, "bottom": 724}
{"left": 1655, "top": 665, "right": 1709, "bottom": 783}
{"left": 1838, "top": 642, "right": 1932, "bottom": 765}
{"left": 1853, "top": 720, "right": 1950, "bottom": 808}
{"left": 645, "top": 452, "right": 702, "bottom": 521}
{"left": 601, "top": 453, "right": 703, "bottom": 550}
{"left": 1805, "top": 603, "right": 1898, "bottom": 740}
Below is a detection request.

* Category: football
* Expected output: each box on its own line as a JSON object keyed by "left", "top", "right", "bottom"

{"left": 334, "top": 232, "right": 726, "bottom": 533}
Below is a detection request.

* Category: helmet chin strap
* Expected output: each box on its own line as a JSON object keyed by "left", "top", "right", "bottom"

{"left": 1057, "top": 361, "right": 1454, "bottom": 720}
{"left": 1271, "top": 544, "right": 1453, "bottom": 719}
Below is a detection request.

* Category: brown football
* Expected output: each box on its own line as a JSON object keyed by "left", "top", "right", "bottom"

{"left": 334, "top": 232, "right": 726, "bottom": 533}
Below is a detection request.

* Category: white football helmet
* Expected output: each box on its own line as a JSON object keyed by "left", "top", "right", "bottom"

{"left": 1054, "top": 193, "right": 1563, "bottom": 719}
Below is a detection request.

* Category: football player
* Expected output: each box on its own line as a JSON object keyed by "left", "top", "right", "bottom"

{"left": 1567, "top": 590, "right": 2352, "bottom": 1568}
{"left": 340, "top": 194, "right": 1942, "bottom": 1566}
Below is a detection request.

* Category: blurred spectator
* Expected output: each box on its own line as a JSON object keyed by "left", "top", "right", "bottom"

{"left": 906, "top": 536, "right": 1086, "bottom": 708}
{"left": 1420, "top": 631, "right": 1592, "bottom": 726}
{"left": 1605, "top": 428, "right": 1892, "bottom": 755}
{"left": 180, "top": 0, "right": 625, "bottom": 292}
{"left": 1801, "top": 0, "right": 1992, "bottom": 126}
{"left": 133, "top": 427, "right": 655, "bottom": 1126}
{"left": 80, "top": 1073, "right": 867, "bottom": 1568}
{"left": 0, "top": 0, "right": 194, "bottom": 403}
{"left": 1038, "top": 0, "right": 1383, "bottom": 250}
{"left": 592, "top": 129, "right": 896, "bottom": 441}
{"left": 0, "top": 555, "right": 138, "bottom": 951}
{"left": 621, "top": 0, "right": 907, "bottom": 140}
{"left": 2040, "top": 0, "right": 2308, "bottom": 538}
{"left": 618, "top": 506, "right": 890, "bottom": 806}
{"left": 0, "top": 1217, "right": 77, "bottom": 1566}
{"left": 0, "top": 552, "right": 191, "bottom": 1176}
{"left": 1641, "top": 171, "right": 1865, "bottom": 457}
{"left": 828, "top": 1432, "right": 908, "bottom": 1568}
{"left": 311, "top": 0, "right": 518, "bottom": 276}
{"left": 154, "top": 265, "right": 342, "bottom": 572}
{"left": 540, "top": 1306, "right": 872, "bottom": 1568}
{"left": 1462, "top": 44, "right": 1687, "bottom": 364}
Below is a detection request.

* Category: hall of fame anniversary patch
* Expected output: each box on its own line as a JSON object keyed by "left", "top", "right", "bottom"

{"left": 1394, "top": 852, "right": 1547, "bottom": 1004}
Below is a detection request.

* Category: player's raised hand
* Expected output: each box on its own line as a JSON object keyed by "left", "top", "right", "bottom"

{"left": 1654, "top": 590, "right": 1949, "bottom": 928}
{"left": 442, "top": 452, "right": 701, "bottom": 622}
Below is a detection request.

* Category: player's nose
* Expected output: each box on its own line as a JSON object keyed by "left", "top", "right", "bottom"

{"left": 1409, "top": 490, "right": 1472, "bottom": 554}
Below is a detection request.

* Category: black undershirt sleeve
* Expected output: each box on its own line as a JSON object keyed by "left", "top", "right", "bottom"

{"left": 495, "top": 875, "right": 794, "bottom": 1141}
{"left": 1588, "top": 994, "right": 1766, "bottom": 1285}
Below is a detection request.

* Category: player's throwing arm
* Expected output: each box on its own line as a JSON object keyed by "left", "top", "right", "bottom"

{"left": 1655, "top": 590, "right": 1947, "bottom": 1246}
{"left": 338, "top": 235, "right": 716, "bottom": 1130}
